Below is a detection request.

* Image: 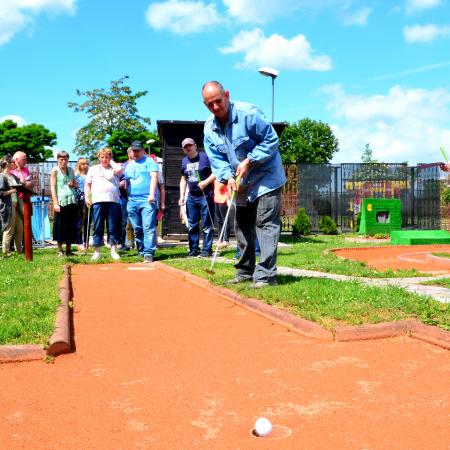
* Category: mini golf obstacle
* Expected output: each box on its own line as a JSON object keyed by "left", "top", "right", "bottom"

{"left": 390, "top": 230, "right": 450, "bottom": 245}
{"left": 359, "top": 198, "right": 402, "bottom": 235}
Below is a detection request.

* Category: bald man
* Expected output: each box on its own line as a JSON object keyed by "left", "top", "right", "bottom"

{"left": 10, "top": 151, "right": 32, "bottom": 252}
{"left": 202, "top": 81, "right": 286, "bottom": 288}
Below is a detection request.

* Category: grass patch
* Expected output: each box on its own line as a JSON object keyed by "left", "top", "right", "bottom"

{"left": 0, "top": 252, "right": 62, "bottom": 345}
{"left": 164, "top": 257, "right": 449, "bottom": 331}
{"left": 431, "top": 252, "right": 450, "bottom": 259}
{"left": 421, "top": 278, "right": 450, "bottom": 289}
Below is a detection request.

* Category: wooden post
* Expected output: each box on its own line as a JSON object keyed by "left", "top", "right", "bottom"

{"left": 23, "top": 192, "right": 33, "bottom": 261}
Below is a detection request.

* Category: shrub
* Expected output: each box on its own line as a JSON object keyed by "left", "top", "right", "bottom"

{"left": 292, "top": 208, "right": 311, "bottom": 236}
{"left": 318, "top": 215, "right": 338, "bottom": 235}
{"left": 441, "top": 187, "right": 450, "bottom": 205}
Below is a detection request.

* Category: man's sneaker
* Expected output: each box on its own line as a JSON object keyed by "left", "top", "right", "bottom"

{"left": 251, "top": 279, "right": 278, "bottom": 289}
{"left": 91, "top": 251, "right": 101, "bottom": 261}
{"left": 225, "top": 277, "right": 251, "bottom": 285}
{"left": 143, "top": 254, "right": 154, "bottom": 263}
{"left": 111, "top": 250, "right": 120, "bottom": 260}
{"left": 198, "top": 252, "right": 212, "bottom": 258}
{"left": 187, "top": 251, "right": 199, "bottom": 257}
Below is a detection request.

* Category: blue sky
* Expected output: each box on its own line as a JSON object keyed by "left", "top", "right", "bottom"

{"left": 1, "top": 0, "right": 450, "bottom": 164}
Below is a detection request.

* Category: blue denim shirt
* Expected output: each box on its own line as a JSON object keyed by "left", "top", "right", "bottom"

{"left": 203, "top": 101, "right": 286, "bottom": 202}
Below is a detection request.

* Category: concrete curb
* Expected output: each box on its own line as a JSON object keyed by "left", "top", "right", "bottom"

{"left": 0, "top": 265, "right": 72, "bottom": 363}
{"left": 0, "top": 345, "right": 45, "bottom": 363}
{"left": 156, "top": 263, "right": 450, "bottom": 350}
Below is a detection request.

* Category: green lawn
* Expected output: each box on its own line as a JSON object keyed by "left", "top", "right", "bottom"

{"left": 0, "top": 252, "right": 62, "bottom": 345}
{"left": 0, "top": 235, "right": 449, "bottom": 346}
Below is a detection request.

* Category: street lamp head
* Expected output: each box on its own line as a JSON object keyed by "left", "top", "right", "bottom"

{"left": 258, "top": 66, "right": 280, "bottom": 79}
{"left": 146, "top": 139, "right": 156, "bottom": 145}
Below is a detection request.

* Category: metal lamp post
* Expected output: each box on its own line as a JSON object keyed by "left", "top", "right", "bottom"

{"left": 258, "top": 66, "right": 280, "bottom": 122}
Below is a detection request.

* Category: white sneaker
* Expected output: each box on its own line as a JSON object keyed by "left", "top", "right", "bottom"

{"left": 91, "top": 251, "right": 101, "bottom": 261}
{"left": 110, "top": 250, "right": 120, "bottom": 260}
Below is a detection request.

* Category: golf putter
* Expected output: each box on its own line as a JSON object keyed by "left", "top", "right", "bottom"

{"left": 205, "top": 189, "right": 235, "bottom": 275}
{"left": 85, "top": 191, "right": 92, "bottom": 252}
{"left": 85, "top": 205, "right": 91, "bottom": 252}
{"left": 205, "top": 177, "right": 239, "bottom": 275}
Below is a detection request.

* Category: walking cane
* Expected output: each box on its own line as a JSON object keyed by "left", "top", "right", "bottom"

{"left": 84, "top": 193, "right": 92, "bottom": 251}
{"left": 197, "top": 172, "right": 215, "bottom": 226}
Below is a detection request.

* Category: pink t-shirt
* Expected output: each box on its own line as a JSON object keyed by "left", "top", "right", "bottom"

{"left": 11, "top": 166, "right": 31, "bottom": 199}
{"left": 85, "top": 165, "right": 120, "bottom": 204}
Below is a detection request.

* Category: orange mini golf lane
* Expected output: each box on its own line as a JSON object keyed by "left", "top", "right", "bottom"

{"left": 334, "top": 244, "right": 450, "bottom": 273}
{"left": 0, "top": 263, "right": 449, "bottom": 449}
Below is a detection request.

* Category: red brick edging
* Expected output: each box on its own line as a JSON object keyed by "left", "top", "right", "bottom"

{"left": 0, "top": 265, "right": 72, "bottom": 363}
{"left": 156, "top": 263, "right": 450, "bottom": 350}
{"left": 46, "top": 265, "right": 72, "bottom": 357}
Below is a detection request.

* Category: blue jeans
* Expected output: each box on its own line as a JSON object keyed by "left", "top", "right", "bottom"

{"left": 186, "top": 194, "right": 214, "bottom": 255}
{"left": 92, "top": 202, "right": 121, "bottom": 247}
{"left": 127, "top": 199, "right": 157, "bottom": 256}
{"left": 234, "top": 188, "right": 281, "bottom": 283}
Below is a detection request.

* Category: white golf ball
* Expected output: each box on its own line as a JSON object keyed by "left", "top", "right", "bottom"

{"left": 255, "top": 417, "right": 272, "bottom": 437}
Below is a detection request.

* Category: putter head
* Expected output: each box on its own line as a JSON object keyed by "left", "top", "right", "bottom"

{"left": 204, "top": 268, "right": 215, "bottom": 275}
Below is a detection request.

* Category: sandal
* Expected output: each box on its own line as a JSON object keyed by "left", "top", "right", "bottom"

{"left": 57, "top": 251, "right": 64, "bottom": 257}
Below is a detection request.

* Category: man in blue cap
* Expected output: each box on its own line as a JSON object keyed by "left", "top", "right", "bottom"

{"left": 124, "top": 140, "right": 160, "bottom": 263}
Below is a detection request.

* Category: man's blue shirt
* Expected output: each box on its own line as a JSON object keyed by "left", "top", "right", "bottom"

{"left": 124, "top": 156, "right": 159, "bottom": 204}
{"left": 203, "top": 101, "right": 286, "bottom": 202}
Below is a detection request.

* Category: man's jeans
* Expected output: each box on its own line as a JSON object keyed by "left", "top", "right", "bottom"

{"left": 127, "top": 199, "right": 158, "bottom": 256}
{"left": 186, "top": 194, "right": 214, "bottom": 255}
{"left": 234, "top": 188, "right": 281, "bottom": 283}
{"left": 92, "top": 202, "right": 121, "bottom": 247}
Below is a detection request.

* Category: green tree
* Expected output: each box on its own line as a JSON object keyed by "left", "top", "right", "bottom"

{"left": 106, "top": 129, "right": 161, "bottom": 162}
{"left": 361, "top": 143, "right": 377, "bottom": 163}
{"left": 279, "top": 118, "right": 339, "bottom": 164}
{"left": 68, "top": 75, "right": 151, "bottom": 159}
{"left": 0, "top": 120, "right": 55, "bottom": 161}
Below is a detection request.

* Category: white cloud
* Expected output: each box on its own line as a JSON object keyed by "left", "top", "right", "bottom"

{"left": 405, "top": 0, "right": 442, "bottom": 14}
{"left": 0, "top": 0, "right": 75, "bottom": 46}
{"left": 220, "top": 29, "right": 332, "bottom": 71}
{"left": 339, "top": 7, "right": 372, "bottom": 26}
{"left": 403, "top": 24, "right": 450, "bottom": 43}
{"left": 222, "top": 0, "right": 372, "bottom": 26}
{"left": 222, "top": 0, "right": 297, "bottom": 24}
{"left": 145, "top": 0, "right": 224, "bottom": 35}
{"left": 321, "top": 84, "right": 450, "bottom": 164}
{"left": 0, "top": 115, "right": 26, "bottom": 126}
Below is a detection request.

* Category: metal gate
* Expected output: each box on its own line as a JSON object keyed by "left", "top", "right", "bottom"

{"left": 291, "top": 163, "right": 441, "bottom": 232}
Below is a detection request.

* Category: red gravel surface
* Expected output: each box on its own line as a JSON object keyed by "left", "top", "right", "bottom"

{"left": 334, "top": 244, "right": 450, "bottom": 273}
{"left": 1, "top": 263, "right": 449, "bottom": 449}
